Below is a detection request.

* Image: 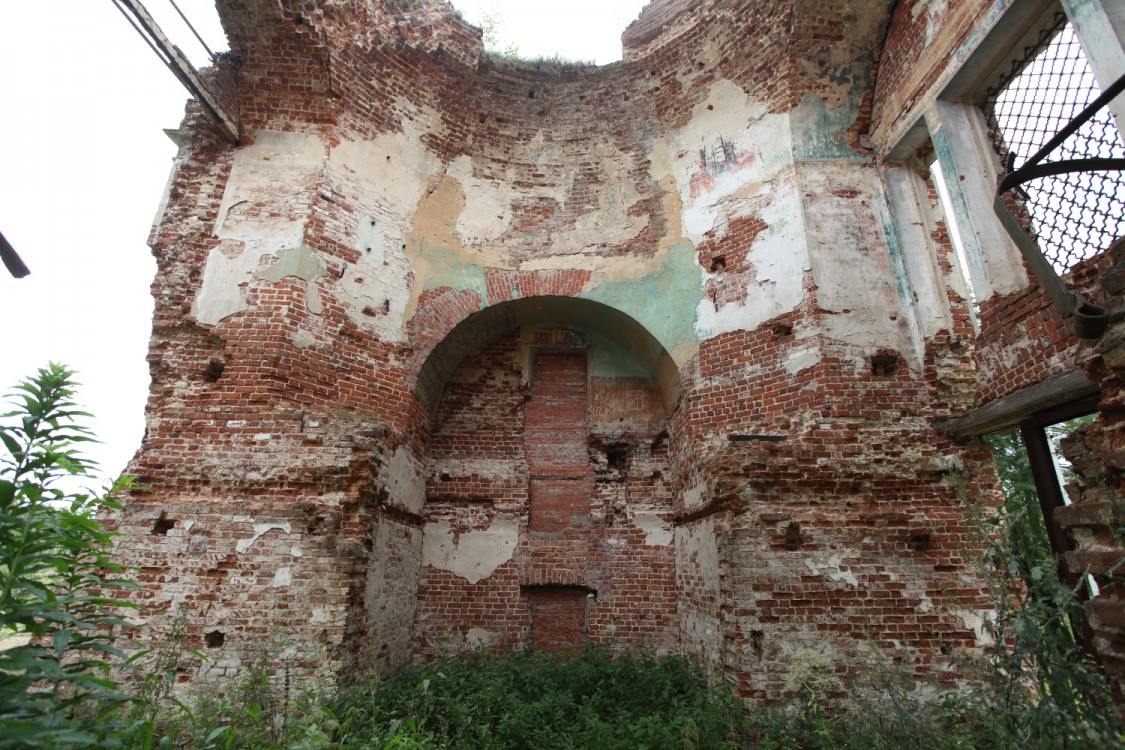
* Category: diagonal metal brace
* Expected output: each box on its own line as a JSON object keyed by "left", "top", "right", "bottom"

{"left": 110, "top": 0, "right": 239, "bottom": 144}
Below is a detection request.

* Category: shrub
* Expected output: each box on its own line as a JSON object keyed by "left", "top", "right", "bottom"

{"left": 0, "top": 364, "right": 137, "bottom": 747}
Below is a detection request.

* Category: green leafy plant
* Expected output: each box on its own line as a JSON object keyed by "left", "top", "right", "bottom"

{"left": 0, "top": 363, "right": 137, "bottom": 747}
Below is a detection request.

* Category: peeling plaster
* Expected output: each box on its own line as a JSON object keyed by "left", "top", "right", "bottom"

{"left": 632, "top": 512, "right": 673, "bottom": 546}
{"left": 422, "top": 515, "right": 519, "bottom": 584}
{"left": 804, "top": 555, "right": 859, "bottom": 587}
{"left": 195, "top": 131, "right": 323, "bottom": 325}
{"left": 255, "top": 243, "right": 328, "bottom": 314}
{"left": 694, "top": 183, "right": 810, "bottom": 340}
{"left": 381, "top": 445, "right": 426, "bottom": 515}
{"left": 235, "top": 522, "right": 292, "bottom": 553}
{"left": 580, "top": 241, "right": 701, "bottom": 366}
{"left": 271, "top": 567, "right": 292, "bottom": 587}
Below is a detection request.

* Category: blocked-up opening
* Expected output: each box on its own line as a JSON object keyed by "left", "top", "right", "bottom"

{"left": 522, "top": 585, "right": 594, "bottom": 652}
{"left": 784, "top": 522, "right": 802, "bottom": 550}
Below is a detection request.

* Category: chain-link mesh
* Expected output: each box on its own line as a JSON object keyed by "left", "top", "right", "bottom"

{"left": 985, "top": 11, "right": 1125, "bottom": 275}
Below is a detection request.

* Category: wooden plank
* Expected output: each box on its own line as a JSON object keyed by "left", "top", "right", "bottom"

{"left": 937, "top": 368, "right": 1098, "bottom": 437}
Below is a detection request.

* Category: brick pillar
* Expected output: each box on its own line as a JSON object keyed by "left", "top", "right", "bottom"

{"left": 523, "top": 354, "right": 593, "bottom": 649}
{"left": 526, "top": 355, "right": 592, "bottom": 532}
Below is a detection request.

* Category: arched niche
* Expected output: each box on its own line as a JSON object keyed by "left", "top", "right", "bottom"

{"left": 413, "top": 295, "right": 682, "bottom": 419}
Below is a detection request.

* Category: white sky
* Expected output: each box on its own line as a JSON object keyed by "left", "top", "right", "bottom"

{"left": 0, "top": 0, "right": 646, "bottom": 485}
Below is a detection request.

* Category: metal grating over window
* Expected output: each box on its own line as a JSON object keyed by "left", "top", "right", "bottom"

{"left": 984, "top": 10, "right": 1125, "bottom": 275}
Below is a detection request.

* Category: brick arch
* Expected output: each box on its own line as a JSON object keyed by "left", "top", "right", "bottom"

{"left": 412, "top": 294, "right": 681, "bottom": 415}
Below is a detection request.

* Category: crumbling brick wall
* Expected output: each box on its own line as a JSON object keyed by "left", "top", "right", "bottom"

{"left": 112, "top": 0, "right": 1023, "bottom": 700}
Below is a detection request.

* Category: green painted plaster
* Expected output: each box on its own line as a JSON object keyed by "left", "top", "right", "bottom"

{"left": 931, "top": 128, "right": 988, "bottom": 284}
{"left": 578, "top": 241, "right": 702, "bottom": 361}
{"left": 791, "top": 53, "right": 873, "bottom": 160}
{"left": 791, "top": 92, "right": 864, "bottom": 160}
{"left": 255, "top": 243, "right": 328, "bottom": 283}
{"left": 410, "top": 237, "right": 489, "bottom": 303}
{"left": 875, "top": 192, "right": 915, "bottom": 314}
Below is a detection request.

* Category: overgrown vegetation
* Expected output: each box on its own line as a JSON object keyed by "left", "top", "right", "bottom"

{"left": 1, "top": 366, "right": 1122, "bottom": 748}
{"left": 0, "top": 364, "right": 137, "bottom": 748}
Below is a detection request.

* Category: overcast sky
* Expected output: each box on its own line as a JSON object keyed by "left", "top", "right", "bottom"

{"left": 0, "top": 0, "right": 646, "bottom": 486}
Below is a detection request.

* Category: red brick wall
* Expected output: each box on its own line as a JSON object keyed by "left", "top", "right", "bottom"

{"left": 527, "top": 588, "right": 589, "bottom": 652}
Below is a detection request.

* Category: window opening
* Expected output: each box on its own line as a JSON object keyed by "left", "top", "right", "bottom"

{"left": 931, "top": 156, "right": 979, "bottom": 326}
{"left": 983, "top": 10, "right": 1125, "bottom": 274}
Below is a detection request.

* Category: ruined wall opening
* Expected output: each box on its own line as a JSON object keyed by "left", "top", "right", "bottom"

{"left": 412, "top": 297, "right": 681, "bottom": 657}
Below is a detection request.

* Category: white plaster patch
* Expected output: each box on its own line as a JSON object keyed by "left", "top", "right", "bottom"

{"left": 192, "top": 243, "right": 259, "bottom": 325}
{"left": 235, "top": 522, "right": 293, "bottom": 553}
{"left": 465, "top": 627, "right": 496, "bottom": 649}
{"left": 290, "top": 546, "right": 303, "bottom": 557}
{"left": 693, "top": 186, "right": 810, "bottom": 339}
{"left": 803, "top": 555, "right": 859, "bottom": 587}
{"left": 195, "top": 131, "right": 323, "bottom": 326}
{"left": 632, "top": 512, "right": 672, "bottom": 546}
{"left": 182, "top": 520, "right": 195, "bottom": 533}
{"left": 422, "top": 515, "right": 519, "bottom": 584}
{"left": 332, "top": 255, "right": 410, "bottom": 340}
{"left": 785, "top": 346, "right": 820, "bottom": 375}
{"left": 293, "top": 329, "right": 318, "bottom": 349}
{"left": 330, "top": 108, "right": 445, "bottom": 223}
{"left": 959, "top": 609, "right": 995, "bottom": 646}
{"left": 381, "top": 445, "right": 426, "bottom": 515}
{"left": 271, "top": 567, "right": 292, "bottom": 587}
{"left": 650, "top": 80, "right": 790, "bottom": 245}
{"left": 681, "top": 479, "right": 707, "bottom": 514}
{"left": 446, "top": 154, "right": 513, "bottom": 243}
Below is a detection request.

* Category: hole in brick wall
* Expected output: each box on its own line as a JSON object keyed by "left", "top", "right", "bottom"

{"left": 784, "top": 522, "right": 802, "bottom": 550}
{"left": 528, "top": 89, "right": 535, "bottom": 99}
{"left": 382, "top": 299, "right": 390, "bottom": 313}
{"left": 707, "top": 104, "right": 714, "bottom": 110}
{"left": 751, "top": 629, "right": 764, "bottom": 657}
{"left": 606, "top": 444, "right": 628, "bottom": 471}
{"left": 870, "top": 353, "right": 899, "bottom": 377}
{"left": 773, "top": 323, "right": 793, "bottom": 338}
{"left": 907, "top": 531, "right": 931, "bottom": 552}
{"left": 204, "top": 630, "right": 225, "bottom": 648}
{"left": 439, "top": 472, "right": 452, "bottom": 482}
{"left": 203, "top": 360, "right": 225, "bottom": 383}
{"left": 152, "top": 512, "right": 175, "bottom": 536}
{"left": 710, "top": 255, "right": 726, "bottom": 273}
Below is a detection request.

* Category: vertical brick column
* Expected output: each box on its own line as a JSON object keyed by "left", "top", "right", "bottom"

{"left": 525, "top": 355, "right": 593, "bottom": 532}
{"left": 523, "top": 354, "right": 594, "bottom": 650}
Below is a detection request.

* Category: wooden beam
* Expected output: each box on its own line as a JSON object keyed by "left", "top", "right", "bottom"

{"left": 937, "top": 368, "right": 1099, "bottom": 437}
{"left": 111, "top": 0, "right": 239, "bottom": 144}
